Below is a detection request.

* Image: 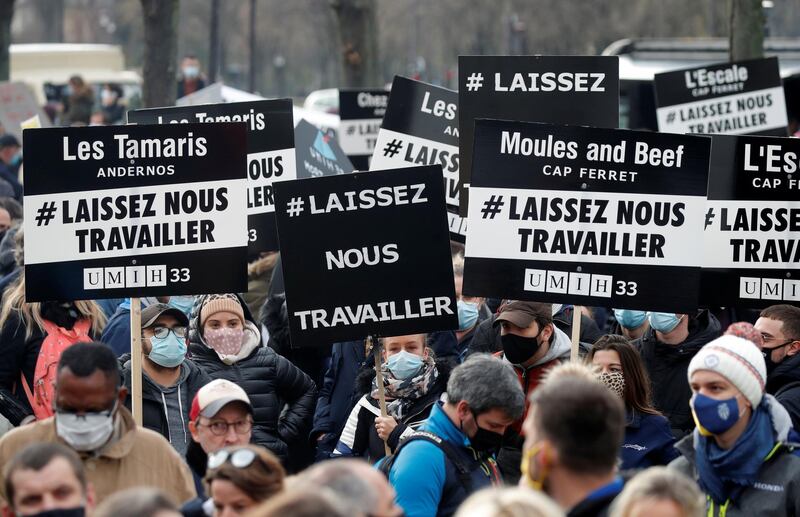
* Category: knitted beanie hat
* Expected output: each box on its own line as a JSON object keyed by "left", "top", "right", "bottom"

{"left": 724, "top": 321, "right": 765, "bottom": 349}
{"left": 200, "top": 294, "right": 245, "bottom": 328}
{"left": 687, "top": 335, "right": 767, "bottom": 408}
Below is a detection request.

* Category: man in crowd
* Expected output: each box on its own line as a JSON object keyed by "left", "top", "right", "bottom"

{"left": 756, "top": 304, "right": 800, "bottom": 429}
{"left": 102, "top": 297, "right": 174, "bottom": 356}
{"left": 636, "top": 310, "right": 720, "bottom": 437}
{"left": 2, "top": 443, "right": 95, "bottom": 517}
{"left": 0, "top": 342, "right": 196, "bottom": 505}
{"left": 386, "top": 354, "right": 525, "bottom": 516}
{"left": 176, "top": 55, "right": 206, "bottom": 98}
{"left": 521, "top": 363, "right": 626, "bottom": 516}
{"left": 121, "top": 303, "right": 210, "bottom": 455}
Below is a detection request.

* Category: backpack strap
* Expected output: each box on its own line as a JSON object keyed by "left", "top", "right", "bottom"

{"left": 20, "top": 371, "right": 35, "bottom": 411}
{"left": 380, "top": 431, "right": 474, "bottom": 493}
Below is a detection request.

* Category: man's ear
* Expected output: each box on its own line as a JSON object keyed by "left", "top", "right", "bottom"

{"left": 189, "top": 420, "right": 199, "bottom": 442}
{"left": 455, "top": 400, "right": 471, "bottom": 420}
{"left": 117, "top": 386, "right": 129, "bottom": 407}
{"left": 787, "top": 341, "right": 800, "bottom": 357}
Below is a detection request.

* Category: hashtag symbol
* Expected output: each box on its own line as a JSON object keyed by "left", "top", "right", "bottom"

{"left": 704, "top": 207, "right": 715, "bottom": 230}
{"left": 383, "top": 139, "right": 403, "bottom": 157}
{"left": 346, "top": 125, "right": 356, "bottom": 136}
{"left": 286, "top": 197, "right": 305, "bottom": 218}
{"left": 35, "top": 201, "right": 57, "bottom": 227}
{"left": 465, "top": 72, "right": 484, "bottom": 92}
{"left": 666, "top": 111, "right": 676, "bottom": 124}
{"left": 480, "top": 195, "right": 504, "bottom": 219}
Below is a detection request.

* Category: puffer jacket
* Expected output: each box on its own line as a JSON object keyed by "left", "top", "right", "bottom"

{"left": 187, "top": 294, "right": 317, "bottom": 464}
{"left": 635, "top": 310, "right": 721, "bottom": 437}
{"left": 670, "top": 396, "right": 800, "bottom": 516}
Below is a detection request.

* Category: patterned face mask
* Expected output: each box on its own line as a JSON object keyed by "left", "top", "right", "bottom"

{"left": 205, "top": 327, "right": 245, "bottom": 356}
{"left": 597, "top": 370, "right": 626, "bottom": 399}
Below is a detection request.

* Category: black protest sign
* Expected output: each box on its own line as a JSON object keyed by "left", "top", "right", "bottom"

{"left": 295, "top": 119, "right": 354, "bottom": 179}
{"left": 23, "top": 123, "right": 248, "bottom": 302}
{"left": 701, "top": 134, "right": 800, "bottom": 308}
{"left": 655, "top": 57, "right": 788, "bottom": 137}
{"left": 463, "top": 119, "right": 711, "bottom": 312}
{"left": 457, "top": 55, "right": 619, "bottom": 215}
{"left": 338, "top": 89, "right": 388, "bottom": 170}
{"left": 128, "top": 99, "right": 295, "bottom": 254}
{"left": 370, "top": 76, "right": 466, "bottom": 242}
{"left": 274, "top": 165, "right": 458, "bottom": 347}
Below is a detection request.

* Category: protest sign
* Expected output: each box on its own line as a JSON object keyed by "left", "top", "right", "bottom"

{"left": 701, "top": 134, "right": 800, "bottom": 307}
{"left": 457, "top": 55, "right": 619, "bottom": 215}
{"left": 295, "top": 118, "right": 354, "bottom": 179}
{"left": 463, "top": 119, "right": 711, "bottom": 312}
{"left": 0, "top": 82, "right": 50, "bottom": 139}
{"left": 655, "top": 57, "right": 788, "bottom": 137}
{"left": 274, "top": 165, "right": 458, "bottom": 346}
{"left": 338, "top": 88, "right": 388, "bottom": 170}
{"left": 23, "top": 123, "right": 248, "bottom": 302}
{"left": 128, "top": 100, "right": 295, "bottom": 254}
{"left": 370, "top": 76, "right": 466, "bottom": 242}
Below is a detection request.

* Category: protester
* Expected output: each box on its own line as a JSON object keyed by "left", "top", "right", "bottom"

{"left": 205, "top": 445, "right": 285, "bottom": 516}
{"left": 753, "top": 305, "right": 800, "bottom": 429}
{"left": 101, "top": 297, "right": 171, "bottom": 357}
{"left": 588, "top": 335, "right": 678, "bottom": 471}
{"left": 609, "top": 467, "right": 704, "bottom": 517}
{"left": 670, "top": 335, "right": 800, "bottom": 515}
{"left": 0, "top": 271, "right": 104, "bottom": 421}
{"left": 0, "top": 342, "right": 196, "bottom": 504}
{"left": 99, "top": 84, "right": 125, "bottom": 125}
{"left": 385, "top": 354, "right": 525, "bottom": 516}
{"left": 177, "top": 55, "right": 207, "bottom": 98}
{"left": 311, "top": 339, "right": 367, "bottom": 460}
{"left": 188, "top": 294, "right": 316, "bottom": 466}
{"left": 121, "top": 303, "right": 210, "bottom": 455}
{"left": 296, "top": 459, "right": 402, "bottom": 517}
{"left": 93, "top": 487, "right": 181, "bottom": 517}
{"left": 520, "top": 362, "right": 625, "bottom": 516}
{"left": 611, "top": 309, "right": 650, "bottom": 341}
{"left": 0, "top": 134, "right": 23, "bottom": 201}
{"left": 454, "top": 487, "right": 565, "bottom": 517}
{"left": 62, "top": 76, "right": 94, "bottom": 126}
{"left": 635, "top": 310, "right": 721, "bottom": 437}
{"left": 2, "top": 443, "right": 95, "bottom": 517}
{"left": 333, "top": 333, "right": 448, "bottom": 461}
{"left": 244, "top": 490, "right": 346, "bottom": 517}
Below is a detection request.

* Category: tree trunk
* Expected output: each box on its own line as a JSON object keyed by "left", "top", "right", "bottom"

{"left": 208, "top": 0, "right": 220, "bottom": 83}
{"left": 140, "top": 0, "right": 179, "bottom": 108}
{"left": 0, "top": 0, "right": 13, "bottom": 82}
{"left": 729, "top": 0, "right": 764, "bottom": 61}
{"left": 330, "top": 0, "right": 379, "bottom": 87}
{"left": 248, "top": 0, "right": 257, "bottom": 92}
{"left": 35, "top": 0, "right": 63, "bottom": 42}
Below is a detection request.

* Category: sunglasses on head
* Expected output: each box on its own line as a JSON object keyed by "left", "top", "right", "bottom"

{"left": 207, "top": 447, "right": 257, "bottom": 470}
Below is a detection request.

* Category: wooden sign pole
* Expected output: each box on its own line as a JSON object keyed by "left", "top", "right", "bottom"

{"left": 130, "top": 297, "right": 143, "bottom": 426}
{"left": 570, "top": 305, "right": 582, "bottom": 362}
{"left": 369, "top": 335, "right": 392, "bottom": 457}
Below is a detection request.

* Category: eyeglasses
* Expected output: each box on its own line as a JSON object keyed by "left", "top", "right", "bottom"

{"left": 151, "top": 326, "right": 187, "bottom": 339}
{"left": 207, "top": 448, "right": 257, "bottom": 470}
{"left": 198, "top": 418, "right": 252, "bottom": 436}
{"left": 55, "top": 401, "right": 117, "bottom": 420}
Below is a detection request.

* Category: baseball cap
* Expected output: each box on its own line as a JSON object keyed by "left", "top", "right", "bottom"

{"left": 141, "top": 303, "right": 189, "bottom": 328}
{"left": 190, "top": 379, "right": 252, "bottom": 421}
{"left": 494, "top": 300, "right": 553, "bottom": 329}
{"left": 0, "top": 134, "right": 20, "bottom": 149}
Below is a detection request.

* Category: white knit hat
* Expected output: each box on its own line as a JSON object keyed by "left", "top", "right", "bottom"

{"left": 687, "top": 335, "right": 767, "bottom": 408}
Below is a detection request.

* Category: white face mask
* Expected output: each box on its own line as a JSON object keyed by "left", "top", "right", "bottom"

{"left": 55, "top": 404, "right": 116, "bottom": 452}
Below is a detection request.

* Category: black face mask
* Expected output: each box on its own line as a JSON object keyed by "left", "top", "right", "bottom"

{"left": 26, "top": 508, "right": 85, "bottom": 517}
{"left": 501, "top": 331, "right": 543, "bottom": 365}
{"left": 468, "top": 411, "right": 504, "bottom": 455}
{"left": 764, "top": 340, "right": 794, "bottom": 376}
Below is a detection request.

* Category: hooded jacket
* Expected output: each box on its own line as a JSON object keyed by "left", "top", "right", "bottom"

{"left": 120, "top": 355, "right": 211, "bottom": 455}
{"left": 635, "top": 310, "right": 721, "bottom": 436}
{"left": 670, "top": 396, "right": 800, "bottom": 516}
{"left": 187, "top": 294, "right": 317, "bottom": 463}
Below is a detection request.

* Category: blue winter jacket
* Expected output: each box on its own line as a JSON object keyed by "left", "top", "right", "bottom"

{"left": 101, "top": 301, "right": 131, "bottom": 357}
{"left": 388, "top": 402, "right": 499, "bottom": 517}
{"left": 620, "top": 410, "right": 679, "bottom": 471}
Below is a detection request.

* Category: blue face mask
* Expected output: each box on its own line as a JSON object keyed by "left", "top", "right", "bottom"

{"left": 10, "top": 152, "right": 21, "bottom": 167}
{"left": 168, "top": 295, "right": 195, "bottom": 316}
{"left": 386, "top": 350, "right": 424, "bottom": 380}
{"left": 147, "top": 330, "right": 187, "bottom": 368}
{"left": 649, "top": 312, "right": 683, "bottom": 334}
{"left": 691, "top": 393, "right": 740, "bottom": 435}
{"left": 614, "top": 309, "right": 648, "bottom": 330}
{"left": 457, "top": 300, "right": 480, "bottom": 331}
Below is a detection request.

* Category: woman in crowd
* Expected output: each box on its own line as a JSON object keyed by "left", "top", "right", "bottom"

{"left": 671, "top": 335, "right": 800, "bottom": 516}
{"left": 188, "top": 294, "right": 316, "bottom": 467}
{"left": 205, "top": 445, "right": 285, "bottom": 516}
{"left": 588, "top": 335, "right": 678, "bottom": 470}
{"left": 62, "top": 75, "right": 95, "bottom": 126}
{"left": 610, "top": 467, "right": 704, "bottom": 517}
{"left": 333, "top": 334, "right": 448, "bottom": 462}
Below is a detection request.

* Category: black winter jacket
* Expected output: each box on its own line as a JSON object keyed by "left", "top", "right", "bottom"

{"left": 187, "top": 294, "right": 317, "bottom": 463}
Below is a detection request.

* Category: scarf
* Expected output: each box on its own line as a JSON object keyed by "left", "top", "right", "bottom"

{"left": 694, "top": 400, "right": 776, "bottom": 505}
{"left": 371, "top": 355, "right": 438, "bottom": 421}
